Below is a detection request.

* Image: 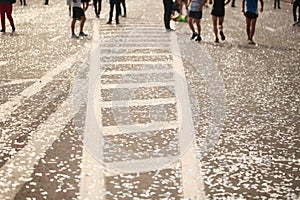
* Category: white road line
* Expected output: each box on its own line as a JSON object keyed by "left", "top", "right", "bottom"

{"left": 99, "top": 47, "right": 170, "bottom": 50}
{"left": 0, "top": 79, "right": 37, "bottom": 87}
{"left": 79, "top": 20, "right": 105, "bottom": 200}
{"left": 170, "top": 31, "right": 206, "bottom": 199}
{"left": 102, "top": 121, "right": 179, "bottom": 136}
{"left": 0, "top": 47, "right": 90, "bottom": 123}
{"left": 98, "top": 61, "right": 171, "bottom": 65}
{"left": 99, "top": 53, "right": 171, "bottom": 57}
{"left": 100, "top": 98, "right": 176, "bottom": 108}
{"left": 100, "top": 81, "right": 175, "bottom": 89}
{"left": 105, "top": 156, "right": 180, "bottom": 174}
{"left": 0, "top": 97, "right": 73, "bottom": 199}
{"left": 101, "top": 69, "right": 173, "bottom": 75}
{"left": 79, "top": 147, "right": 105, "bottom": 200}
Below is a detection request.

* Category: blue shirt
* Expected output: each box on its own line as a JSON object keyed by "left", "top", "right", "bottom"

{"left": 190, "top": 0, "right": 204, "bottom": 11}
{"left": 246, "top": 0, "right": 258, "bottom": 14}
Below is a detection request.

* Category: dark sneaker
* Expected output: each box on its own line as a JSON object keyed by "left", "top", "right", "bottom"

{"left": 195, "top": 35, "right": 202, "bottom": 42}
{"left": 106, "top": 21, "right": 112, "bottom": 24}
{"left": 12, "top": 26, "right": 15, "bottom": 32}
{"left": 191, "top": 32, "right": 198, "bottom": 40}
{"left": 247, "top": 39, "right": 255, "bottom": 45}
{"left": 0, "top": 29, "right": 5, "bottom": 32}
{"left": 220, "top": 31, "right": 225, "bottom": 40}
{"left": 71, "top": 34, "right": 78, "bottom": 38}
{"left": 79, "top": 32, "right": 88, "bottom": 37}
{"left": 215, "top": 37, "right": 219, "bottom": 43}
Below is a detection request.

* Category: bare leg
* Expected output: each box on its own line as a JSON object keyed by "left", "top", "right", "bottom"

{"left": 188, "top": 17, "right": 195, "bottom": 32}
{"left": 219, "top": 17, "right": 225, "bottom": 40}
{"left": 80, "top": 16, "right": 86, "bottom": 33}
{"left": 212, "top": 15, "right": 218, "bottom": 40}
{"left": 250, "top": 18, "right": 257, "bottom": 41}
{"left": 218, "top": 17, "right": 224, "bottom": 32}
{"left": 71, "top": 19, "right": 76, "bottom": 35}
{"left": 195, "top": 19, "right": 201, "bottom": 35}
{"left": 246, "top": 17, "right": 251, "bottom": 40}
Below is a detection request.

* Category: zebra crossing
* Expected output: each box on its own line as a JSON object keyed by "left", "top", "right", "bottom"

{"left": 77, "top": 21, "right": 205, "bottom": 199}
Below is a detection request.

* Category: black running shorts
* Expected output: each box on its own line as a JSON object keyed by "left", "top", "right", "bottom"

{"left": 189, "top": 10, "right": 203, "bottom": 19}
{"left": 73, "top": 7, "right": 85, "bottom": 20}
{"left": 245, "top": 11, "right": 258, "bottom": 19}
{"left": 211, "top": 7, "right": 225, "bottom": 17}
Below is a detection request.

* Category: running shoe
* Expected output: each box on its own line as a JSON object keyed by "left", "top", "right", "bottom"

{"left": 79, "top": 32, "right": 88, "bottom": 37}
{"left": 195, "top": 35, "right": 202, "bottom": 42}
{"left": 191, "top": 32, "right": 198, "bottom": 40}
{"left": 215, "top": 37, "right": 219, "bottom": 43}
{"left": 247, "top": 39, "right": 255, "bottom": 45}
{"left": 71, "top": 34, "right": 78, "bottom": 38}
{"left": 220, "top": 31, "right": 225, "bottom": 41}
{"left": 292, "top": 21, "right": 298, "bottom": 26}
{"left": 0, "top": 29, "right": 5, "bottom": 32}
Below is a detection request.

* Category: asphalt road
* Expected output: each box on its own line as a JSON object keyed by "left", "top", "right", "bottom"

{"left": 0, "top": 0, "right": 299, "bottom": 199}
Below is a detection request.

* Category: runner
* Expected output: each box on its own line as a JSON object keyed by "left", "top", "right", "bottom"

{"left": 71, "top": 0, "right": 87, "bottom": 38}
{"left": 93, "top": 0, "right": 102, "bottom": 18}
{"left": 107, "top": 0, "right": 121, "bottom": 24}
{"left": 242, "top": 0, "right": 264, "bottom": 44}
{"left": 209, "top": 0, "right": 231, "bottom": 43}
{"left": 0, "top": 0, "right": 15, "bottom": 33}
{"left": 163, "top": 0, "right": 174, "bottom": 30}
{"left": 292, "top": 0, "right": 300, "bottom": 25}
{"left": 188, "top": 0, "right": 207, "bottom": 42}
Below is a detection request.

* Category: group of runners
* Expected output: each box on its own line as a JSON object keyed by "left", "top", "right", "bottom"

{"left": 164, "top": 0, "right": 263, "bottom": 44}
{"left": 164, "top": 0, "right": 299, "bottom": 45}
{"left": 68, "top": 0, "right": 126, "bottom": 38}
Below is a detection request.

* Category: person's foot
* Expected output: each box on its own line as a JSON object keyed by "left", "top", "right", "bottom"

{"left": 96, "top": 15, "right": 99, "bottom": 18}
{"left": 292, "top": 21, "right": 298, "bottom": 26}
{"left": 215, "top": 37, "right": 219, "bottom": 43}
{"left": 278, "top": 7, "right": 281, "bottom": 9}
{"left": 121, "top": 14, "right": 126, "bottom": 17}
{"left": 231, "top": 5, "right": 236, "bottom": 7}
{"left": 106, "top": 21, "right": 112, "bottom": 24}
{"left": 116, "top": 21, "right": 120, "bottom": 24}
{"left": 71, "top": 33, "right": 78, "bottom": 38}
{"left": 12, "top": 26, "right": 15, "bottom": 32}
{"left": 79, "top": 32, "right": 88, "bottom": 36}
{"left": 195, "top": 35, "right": 202, "bottom": 42}
{"left": 44, "top": 3, "right": 48, "bottom": 5}
{"left": 247, "top": 39, "right": 255, "bottom": 45}
{"left": 220, "top": 31, "right": 225, "bottom": 41}
{"left": 191, "top": 32, "right": 198, "bottom": 40}
{"left": 0, "top": 29, "right": 5, "bottom": 33}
